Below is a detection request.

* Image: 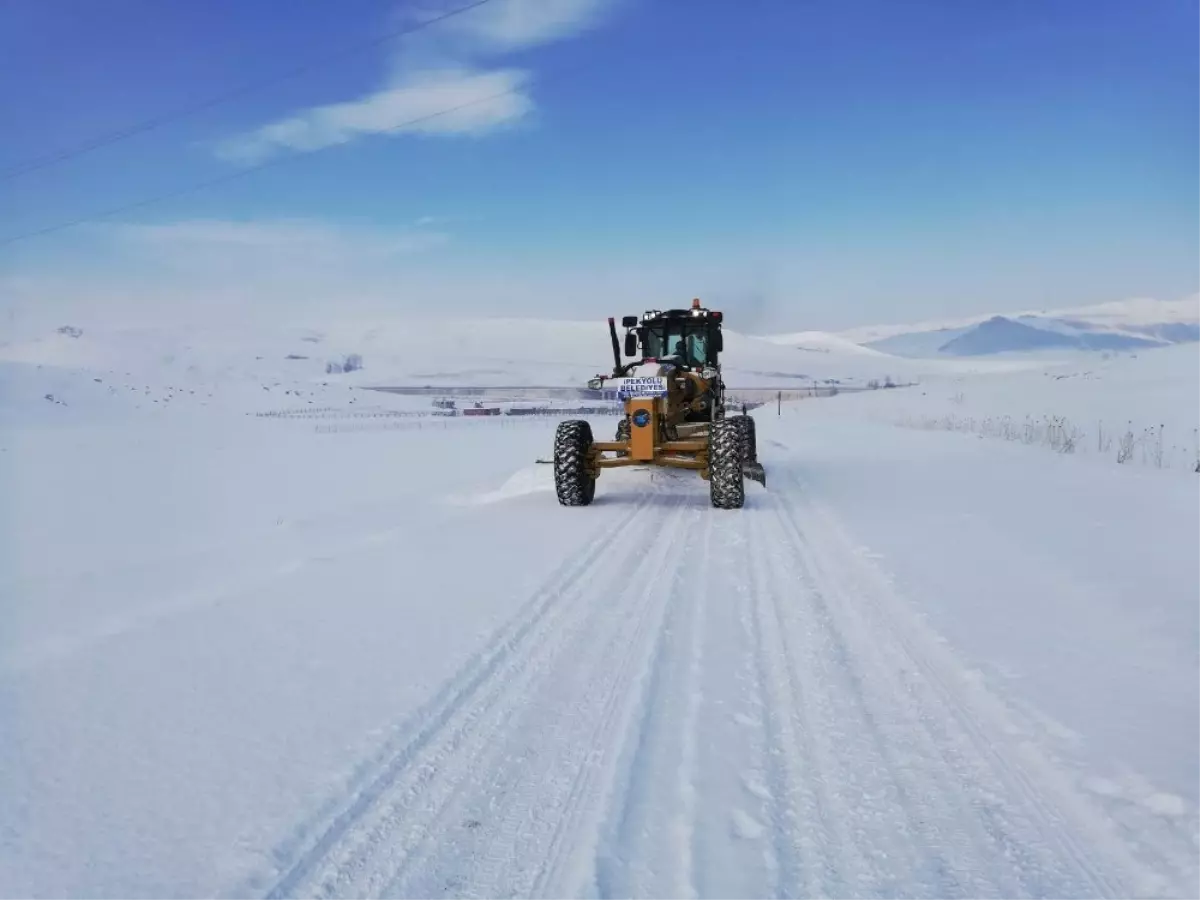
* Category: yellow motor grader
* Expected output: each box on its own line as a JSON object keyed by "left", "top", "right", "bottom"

{"left": 552, "top": 299, "right": 765, "bottom": 509}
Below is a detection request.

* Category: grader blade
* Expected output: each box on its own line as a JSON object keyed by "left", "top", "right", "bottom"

{"left": 743, "top": 460, "right": 766, "bottom": 487}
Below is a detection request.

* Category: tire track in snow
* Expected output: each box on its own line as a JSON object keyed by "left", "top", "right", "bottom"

{"left": 586, "top": 499, "right": 710, "bottom": 899}
{"left": 387, "top": 496, "right": 699, "bottom": 898}
{"left": 743, "top": 502, "right": 864, "bottom": 898}
{"left": 492, "top": 498, "right": 703, "bottom": 899}
{"left": 723, "top": 511, "right": 785, "bottom": 897}
{"left": 752, "top": 464, "right": 1161, "bottom": 898}
{"left": 259, "top": 492, "right": 660, "bottom": 899}
{"left": 260, "top": 485, "right": 705, "bottom": 899}
{"left": 758, "top": 493, "right": 1004, "bottom": 897}
{"left": 779, "top": 469, "right": 1194, "bottom": 898}
{"left": 775, "top": 479, "right": 1110, "bottom": 897}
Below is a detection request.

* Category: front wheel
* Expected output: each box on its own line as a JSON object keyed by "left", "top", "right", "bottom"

{"left": 708, "top": 419, "right": 745, "bottom": 509}
{"left": 554, "top": 420, "right": 596, "bottom": 506}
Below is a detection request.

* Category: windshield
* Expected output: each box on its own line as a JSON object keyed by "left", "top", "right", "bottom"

{"left": 643, "top": 324, "right": 709, "bottom": 367}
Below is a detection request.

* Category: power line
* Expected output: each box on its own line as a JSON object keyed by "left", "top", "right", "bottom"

{"left": 0, "top": 61, "right": 592, "bottom": 251}
{"left": 0, "top": 0, "right": 494, "bottom": 181}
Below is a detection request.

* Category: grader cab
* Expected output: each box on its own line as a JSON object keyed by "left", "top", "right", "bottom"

{"left": 552, "top": 299, "right": 765, "bottom": 509}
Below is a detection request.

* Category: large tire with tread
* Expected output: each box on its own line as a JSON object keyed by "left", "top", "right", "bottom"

{"left": 744, "top": 415, "right": 757, "bottom": 462}
{"left": 731, "top": 414, "right": 757, "bottom": 463}
{"left": 554, "top": 420, "right": 596, "bottom": 506}
{"left": 614, "top": 416, "right": 630, "bottom": 456}
{"left": 708, "top": 419, "right": 745, "bottom": 509}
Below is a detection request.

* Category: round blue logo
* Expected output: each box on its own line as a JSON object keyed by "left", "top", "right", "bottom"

{"left": 632, "top": 410, "right": 651, "bottom": 427}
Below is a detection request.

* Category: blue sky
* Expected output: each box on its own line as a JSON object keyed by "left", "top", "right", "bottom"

{"left": 1, "top": 0, "right": 1196, "bottom": 332}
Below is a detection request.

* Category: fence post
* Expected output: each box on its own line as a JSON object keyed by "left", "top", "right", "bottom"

{"left": 777, "top": 390, "right": 781, "bottom": 416}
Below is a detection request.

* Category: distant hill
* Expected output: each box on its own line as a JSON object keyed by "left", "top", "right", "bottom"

{"left": 831, "top": 295, "right": 1198, "bottom": 358}
{"left": 939, "top": 316, "right": 1167, "bottom": 356}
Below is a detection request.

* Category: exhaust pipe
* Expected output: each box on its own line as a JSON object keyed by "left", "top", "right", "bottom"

{"left": 607, "top": 317, "right": 622, "bottom": 373}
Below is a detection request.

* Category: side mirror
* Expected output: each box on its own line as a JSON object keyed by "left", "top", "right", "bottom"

{"left": 624, "top": 332, "right": 638, "bottom": 357}
{"left": 713, "top": 330, "right": 723, "bottom": 353}
{"left": 621, "top": 315, "right": 638, "bottom": 328}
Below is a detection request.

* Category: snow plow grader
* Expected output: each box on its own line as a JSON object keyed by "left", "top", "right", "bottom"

{"left": 552, "top": 299, "right": 765, "bottom": 509}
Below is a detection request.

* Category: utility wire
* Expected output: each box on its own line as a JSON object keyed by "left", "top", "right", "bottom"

{"left": 0, "top": 58, "right": 593, "bottom": 251}
{"left": 0, "top": 0, "right": 494, "bottom": 181}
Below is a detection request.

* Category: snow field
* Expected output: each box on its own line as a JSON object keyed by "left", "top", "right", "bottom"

{"left": 799, "top": 343, "right": 1200, "bottom": 475}
{"left": 1, "top": 322, "right": 1196, "bottom": 898}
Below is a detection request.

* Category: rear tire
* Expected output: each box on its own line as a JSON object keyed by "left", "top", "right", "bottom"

{"left": 731, "top": 414, "right": 757, "bottom": 463}
{"left": 709, "top": 419, "right": 745, "bottom": 509}
{"left": 554, "top": 420, "right": 596, "bottom": 506}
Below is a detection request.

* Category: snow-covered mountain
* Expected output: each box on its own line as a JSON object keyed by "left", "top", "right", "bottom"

{"left": 834, "top": 294, "right": 1199, "bottom": 358}
{"left": 937, "top": 315, "right": 1171, "bottom": 356}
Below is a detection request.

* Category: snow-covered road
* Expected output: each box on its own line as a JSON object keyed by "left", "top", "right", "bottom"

{"left": 255, "top": 459, "right": 1192, "bottom": 900}
{"left": 3, "top": 408, "right": 1196, "bottom": 898}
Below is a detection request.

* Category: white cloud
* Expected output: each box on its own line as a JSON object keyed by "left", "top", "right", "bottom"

{"left": 215, "top": 0, "right": 621, "bottom": 164}
{"left": 421, "top": 0, "right": 618, "bottom": 53}
{"left": 214, "top": 68, "right": 532, "bottom": 164}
